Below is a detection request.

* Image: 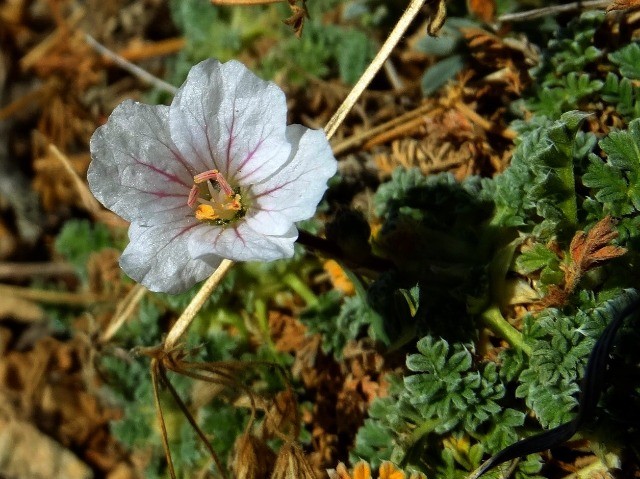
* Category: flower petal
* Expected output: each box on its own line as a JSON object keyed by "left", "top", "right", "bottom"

{"left": 120, "top": 219, "right": 221, "bottom": 293}
{"left": 169, "top": 59, "right": 291, "bottom": 184}
{"left": 88, "top": 100, "right": 194, "bottom": 225}
{"left": 187, "top": 222, "right": 297, "bottom": 263}
{"left": 247, "top": 125, "right": 337, "bottom": 235}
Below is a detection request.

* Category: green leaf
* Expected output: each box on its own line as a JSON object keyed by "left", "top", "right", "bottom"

{"left": 515, "top": 244, "right": 560, "bottom": 275}
{"left": 583, "top": 118, "right": 640, "bottom": 214}
{"left": 609, "top": 42, "right": 640, "bottom": 80}
{"left": 336, "top": 29, "right": 376, "bottom": 84}
{"left": 54, "top": 219, "right": 114, "bottom": 281}
{"left": 421, "top": 55, "right": 465, "bottom": 96}
{"left": 599, "top": 120, "right": 640, "bottom": 171}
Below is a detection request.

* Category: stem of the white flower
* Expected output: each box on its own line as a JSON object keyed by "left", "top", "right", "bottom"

{"left": 323, "top": 0, "right": 427, "bottom": 140}
{"left": 164, "top": 259, "right": 235, "bottom": 351}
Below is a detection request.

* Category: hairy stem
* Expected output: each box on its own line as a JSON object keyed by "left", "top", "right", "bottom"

{"left": 480, "top": 305, "right": 531, "bottom": 357}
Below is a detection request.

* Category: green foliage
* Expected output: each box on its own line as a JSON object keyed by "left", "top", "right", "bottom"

{"left": 514, "top": 244, "right": 563, "bottom": 287}
{"left": 54, "top": 219, "right": 115, "bottom": 281}
{"left": 170, "top": 0, "right": 278, "bottom": 69}
{"left": 421, "top": 55, "right": 465, "bottom": 96}
{"left": 352, "top": 337, "right": 529, "bottom": 477}
{"left": 583, "top": 118, "right": 640, "bottom": 215}
{"left": 601, "top": 72, "right": 640, "bottom": 120}
{"left": 300, "top": 288, "right": 388, "bottom": 357}
{"left": 90, "top": 6, "right": 640, "bottom": 478}
{"left": 353, "top": 21, "right": 640, "bottom": 474}
{"left": 524, "top": 12, "right": 640, "bottom": 123}
{"left": 95, "top": 254, "right": 319, "bottom": 477}
{"left": 259, "top": 19, "right": 376, "bottom": 85}
{"left": 406, "top": 337, "right": 521, "bottom": 437}
{"left": 167, "top": 0, "right": 377, "bottom": 88}
{"left": 488, "top": 111, "right": 589, "bottom": 239}
{"left": 514, "top": 307, "right": 601, "bottom": 428}
{"left": 609, "top": 43, "right": 640, "bottom": 80}
{"left": 532, "top": 11, "right": 604, "bottom": 85}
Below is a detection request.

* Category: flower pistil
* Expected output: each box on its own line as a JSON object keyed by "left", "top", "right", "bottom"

{"left": 188, "top": 169, "right": 245, "bottom": 225}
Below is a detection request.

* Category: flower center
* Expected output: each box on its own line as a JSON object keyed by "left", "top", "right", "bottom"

{"left": 187, "top": 169, "right": 246, "bottom": 225}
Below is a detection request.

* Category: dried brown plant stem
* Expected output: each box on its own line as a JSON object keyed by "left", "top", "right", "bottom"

{"left": 323, "top": 0, "right": 427, "bottom": 141}
{"left": 101, "top": 284, "right": 148, "bottom": 343}
{"left": 84, "top": 34, "right": 178, "bottom": 95}
{"left": 118, "top": 37, "right": 186, "bottom": 62}
{"left": 0, "top": 261, "right": 76, "bottom": 280}
{"left": 20, "top": 8, "right": 85, "bottom": 70}
{"left": 48, "top": 144, "right": 103, "bottom": 215}
{"left": 150, "top": 356, "right": 230, "bottom": 479}
{"left": 164, "top": 259, "right": 235, "bottom": 351}
{"left": 0, "top": 284, "right": 108, "bottom": 306}
{"left": 331, "top": 101, "right": 435, "bottom": 155}
{"left": 498, "top": 0, "right": 610, "bottom": 22}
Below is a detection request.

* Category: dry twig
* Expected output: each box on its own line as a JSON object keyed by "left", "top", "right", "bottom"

{"left": 84, "top": 34, "right": 178, "bottom": 95}
{"left": 498, "top": 0, "right": 610, "bottom": 22}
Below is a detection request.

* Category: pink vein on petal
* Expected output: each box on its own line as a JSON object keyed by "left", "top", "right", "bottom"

{"left": 235, "top": 137, "right": 266, "bottom": 181}
{"left": 128, "top": 186, "right": 186, "bottom": 199}
{"left": 252, "top": 163, "right": 328, "bottom": 199}
{"left": 233, "top": 227, "right": 246, "bottom": 246}
{"left": 164, "top": 223, "right": 199, "bottom": 251}
{"left": 131, "top": 155, "right": 190, "bottom": 188}
{"left": 204, "top": 124, "right": 215, "bottom": 169}
{"left": 135, "top": 129, "right": 194, "bottom": 176}
{"left": 213, "top": 225, "right": 246, "bottom": 249}
{"left": 225, "top": 98, "right": 237, "bottom": 175}
{"left": 181, "top": 106, "right": 215, "bottom": 171}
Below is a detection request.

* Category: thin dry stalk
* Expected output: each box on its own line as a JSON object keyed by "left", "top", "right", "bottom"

{"left": 331, "top": 102, "right": 435, "bottom": 155}
{"left": 0, "top": 284, "right": 109, "bottom": 306}
{"left": 155, "top": 361, "right": 229, "bottom": 479}
{"left": 498, "top": 0, "right": 610, "bottom": 22}
{"left": 101, "top": 284, "right": 147, "bottom": 343}
{"left": 0, "top": 261, "right": 76, "bottom": 280}
{"left": 164, "top": 259, "right": 235, "bottom": 351}
{"left": 323, "top": 0, "right": 428, "bottom": 140}
{"left": 48, "top": 144, "right": 104, "bottom": 215}
{"left": 84, "top": 34, "right": 178, "bottom": 95}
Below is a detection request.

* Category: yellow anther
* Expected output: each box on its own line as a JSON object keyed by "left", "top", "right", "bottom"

{"left": 225, "top": 194, "right": 242, "bottom": 211}
{"left": 195, "top": 204, "right": 220, "bottom": 221}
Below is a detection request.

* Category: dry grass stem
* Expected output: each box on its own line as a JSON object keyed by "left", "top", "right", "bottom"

{"left": 164, "top": 259, "right": 235, "bottom": 351}
{"left": 84, "top": 34, "right": 178, "bottom": 95}
{"left": 331, "top": 102, "right": 435, "bottom": 155}
{"left": 0, "top": 284, "right": 109, "bottom": 306}
{"left": 498, "top": 0, "right": 610, "bottom": 22}
{"left": 323, "top": 0, "right": 428, "bottom": 140}
{"left": 0, "top": 262, "right": 76, "bottom": 280}
{"left": 20, "top": 8, "right": 85, "bottom": 70}
{"left": 117, "top": 38, "right": 186, "bottom": 62}
{"left": 48, "top": 144, "right": 104, "bottom": 215}
{"left": 101, "top": 284, "right": 148, "bottom": 343}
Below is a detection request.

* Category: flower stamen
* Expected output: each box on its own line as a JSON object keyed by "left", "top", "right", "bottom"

{"left": 189, "top": 169, "right": 245, "bottom": 225}
{"left": 187, "top": 185, "right": 199, "bottom": 208}
{"left": 193, "top": 169, "right": 234, "bottom": 196}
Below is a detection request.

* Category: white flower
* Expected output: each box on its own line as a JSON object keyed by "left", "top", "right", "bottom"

{"left": 88, "top": 59, "right": 337, "bottom": 293}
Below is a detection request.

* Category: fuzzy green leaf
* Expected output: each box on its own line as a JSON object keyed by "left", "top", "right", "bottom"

{"left": 609, "top": 42, "right": 640, "bottom": 80}
{"left": 584, "top": 118, "right": 640, "bottom": 214}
